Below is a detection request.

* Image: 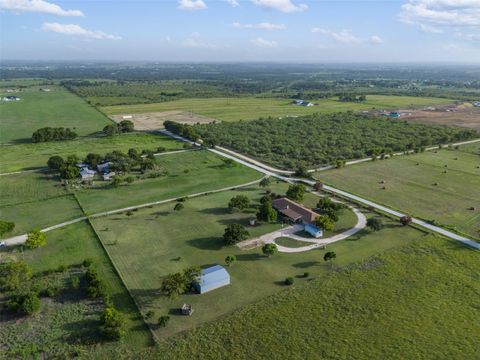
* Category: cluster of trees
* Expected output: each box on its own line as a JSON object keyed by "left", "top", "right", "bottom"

{"left": 257, "top": 195, "right": 278, "bottom": 223}
{"left": 223, "top": 224, "right": 250, "bottom": 246}
{"left": 164, "top": 120, "right": 198, "bottom": 141}
{"left": 103, "top": 120, "right": 134, "bottom": 136}
{"left": 338, "top": 94, "right": 366, "bottom": 102}
{"left": 31, "top": 127, "right": 77, "bottom": 143}
{"left": 193, "top": 113, "right": 478, "bottom": 169}
{"left": 160, "top": 266, "right": 201, "bottom": 298}
{"left": 228, "top": 195, "right": 250, "bottom": 211}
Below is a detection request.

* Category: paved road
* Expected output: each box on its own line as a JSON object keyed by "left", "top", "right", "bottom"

{"left": 2, "top": 178, "right": 263, "bottom": 247}
{"left": 160, "top": 131, "right": 480, "bottom": 250}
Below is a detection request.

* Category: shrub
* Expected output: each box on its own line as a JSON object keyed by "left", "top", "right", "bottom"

{"left": 174, "top": 203, "right": 184, "bottom": 211}
{"left": 0, "top": 220, "right": 15, "bottom": 236}
{"left": 82, "top": 258, "right": 93, "bottom": 267}
{"left": 158, "top": 315, "right": 170, "bottom": 328}
{"left": 303, "top": 272, "right": 310, "bottom": 278}
{"left": 262, "top": 243, "right": 278, "bottom": 257}
{"left": 366, "top": 218, "right": 384, "bottom": 231}
{"left": 25, "top": 230, "right": 46, "bottom": 249}
{"left": 7, "top": 292, "right": 41, "bottom": 315}
{"left": 0, "top": 261, "right": 32, "bottom": 291}
{"left": 284, "top": 277, "right": 294, "bottom": 286}
{"left": 100, "top": 305, "right": 125, "bottom": 341}
{"left": 70, "top": 276, "right": 80, "bottom": 290}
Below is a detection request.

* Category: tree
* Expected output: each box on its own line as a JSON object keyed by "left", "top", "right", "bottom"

{"left": 103, "top": 124, "right": 119, "bottom": 136}
{"left": 0, "top": 261, "right": 32, "bottom": 291}
{"left": 47, "top": 156, "right": 65, "bottom": 172}
{"left": 118, "top": 120, "right": 134, "bottom": 133}
{"left": 223, "top": 223, "right": 249, "bottom": 246}
{"left": 228, "top": 195, "right": 250, "bottom": 211}
{"left": 294, "top": 165, "right": 309, "bottom": 178}
{"left": 284, "top": 277, "right": 294, "bottom": 286}
{"left": 7, "top": 292, "right": 41, "bottom": 315}
{"left": 26, "top": 230, "right": 46, "bottom": 249}
{"left": 286, "top": 184, "right": 305, "bottom": 202}
{"left": 0, "top": 220, "right": 15, "bottom": 236}
{"left": 111, "top": 177, "right": 122, "bottom": 188}
{"left": 59, "top": 164, "right": 80, "bottom": 180}
{"left": 161, "top": 272, "right": 187, "bottom": 298}
{"left": 174, "top": 203, "right": 184, "bottom": 211}
{"left": 366, "top": 218, "right": 384, "bottom": 231}
{"left": 140, "top": 158, "right": 156, "bottom": 172}
{"left": 313, "top": 182, "right": 323, "bottom": 191}
{"left": 125, "top": 176, "right": 134, "bottom": 184}
{"left": 158, "top": 315, "right": 170, "bottom": 328}
{"left": 100, "top": 305, "right": 125, "bottom": 341}
{"left": 183, "top": 266, "right": 201, "bottom": 285}
{"left": 84, "top": 153, "right": 103, "bottom": 168}
{"left": 400, "top": 215, "right": 413, "bottom": 226}
{"left": 262, "top": 243, "right": 278, "bottom": 257}
{"left": 225, "top": 255, "right": 236, "bottom": 267}
{"left": 259, "top": 177, "right": 271, "bottom": 188}
{"left": 314, "top": 215, "right": 335, "bottom": 232}
{"left": 324, "top": 251, "right": 336, "bottom": 268}
{"left": 256, "top": 201, "right": 278, "bottom": 223}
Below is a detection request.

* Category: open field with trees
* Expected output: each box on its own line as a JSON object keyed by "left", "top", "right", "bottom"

{"left": 0, "top": 86, "right": 111, "bottom": 143}
{"left": 193, "top": 113, "right": 477, "bottom": 169}
{"left": 133, "top": 236, "right": 480, "bottom": 360}
{"left": 76, "top": 150, "right": 261, "bottom": 214}
{"left": 102, "top": 95, "right": 453, "bottom": 122}
{"left": 315, "top": 146, "right": 480, "bottom": 239}
{"left": 0, "top": 133, "right": 184, "bottom": 173}
{"left": 91, "top": 182, "right": 422, "bottom": 339}
{"left": 0, "top": 221, "right": 152, "bottom": 358}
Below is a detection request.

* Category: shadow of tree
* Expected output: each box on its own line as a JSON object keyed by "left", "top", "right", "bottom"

{"left": 186, "top": 237, "right": 223, "bottom": 250}
{"left": 292, "top": 261, "right": 320, "bottom": 268}
{"left": 235, "top": 253, "right": 263, "bottom": 261}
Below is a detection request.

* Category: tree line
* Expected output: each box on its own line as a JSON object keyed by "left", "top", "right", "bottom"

{"left": 31, "top": 127, "right": 77, "bottom": 143}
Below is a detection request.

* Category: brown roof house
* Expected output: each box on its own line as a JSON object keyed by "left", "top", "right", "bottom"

{"left": 272, "top": 198, "right": 319, "bottom": 224}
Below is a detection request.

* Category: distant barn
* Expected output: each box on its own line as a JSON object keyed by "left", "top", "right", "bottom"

{"left": 194, "top": 265, "right": 230, "bottom": 294}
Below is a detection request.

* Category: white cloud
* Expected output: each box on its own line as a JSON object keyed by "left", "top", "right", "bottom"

{"left": 0, "top": 0, "right": 83, "bottom": 16}
{"left": 399, "top": 0, "right": 480, "bottom": 27}
{"left": 420, "top": 23, "right": 444, "bottom": 33}
{"left": 251, "top": 0, "right": 307, "bottom": 13}
{"left": 177, "top": 0, "right": 207, "bottom": 11}
{"left": 251, "top": 37, "right": 278, "bottom": 47}
{"left": 312, "top": 28, "right": 383, "bottom": 45}
{"left": 42, "top": 22, "right": 121, "bottom": 40}
{"left": 456, "top": 31, "right": 480, "bottom": 41}
{"left": 233, "top": 22, "right": 286, "bottom": 30}
{"left": 226, "top": 0, "right": 240, "bottom": 6}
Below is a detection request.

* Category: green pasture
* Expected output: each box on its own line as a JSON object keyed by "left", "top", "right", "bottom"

{"left": 316, "top": 147, "right": 480, "bottom": 239}
{"left": 0, "top": 86, "right": 111, "bottom": 143}
{"left": 91, "top": 183, "right": 421, "bottom": 339}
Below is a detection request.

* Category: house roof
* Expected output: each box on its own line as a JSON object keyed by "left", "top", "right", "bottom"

{"left": 198, "top": 265, "right": 230, "bottom": 287}
{"left": 272, "top": 197, "right": 319, "bottom": 223}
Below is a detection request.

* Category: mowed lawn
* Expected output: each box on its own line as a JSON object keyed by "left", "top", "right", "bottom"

{"left": 76, "top": 150, "right": 262, "bottom": 214}
{"left": 316, "top": 147, "right": 480, "bottom": 239}
{"left": 0, "top": 86, "right": 111, "bottom": 143}
{"left": 1, "top": 221, "right": 152, "bottom": 356}
{"left": 141, "top": 236, "right": 480, "bottom": 360}
{"left": 0, "top": 132, "right": 184, "bottom": 173}
{"left": 102, "top": 95, "right": 453, "bottom": 122}
{"left": 91, "top": 183, "right": 422, "bottom": 339}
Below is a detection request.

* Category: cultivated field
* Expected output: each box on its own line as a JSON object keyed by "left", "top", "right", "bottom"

{"left": 0, "top": 132, "right": 184, "bottom": 173}
{"left": 91, "top": 182, "right": 420, "bottom": 338}
{"left": 102, "top": 95, "right": 453, "bottom": 122}
{"left": 141, "top": 236, "right": 480, "bottom": 360}
{"left": 109, "top": 111, "right": 217, "bottom": 131}
{"left": 0, "top": 86, "right": 111, "bottom": 143}
{"left": 315, "top": 146, "right": 480, "bottom": 239}
{"left": 398, "top": 102, "right": 480, "bottom": 132}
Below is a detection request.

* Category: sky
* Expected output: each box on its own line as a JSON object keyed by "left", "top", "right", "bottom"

{"left": 1, "top": 0, "right": 479, "bottom": 63}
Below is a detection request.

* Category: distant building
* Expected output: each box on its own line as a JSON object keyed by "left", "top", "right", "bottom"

{"left": 97, "top": 162, "right": 112, "bottom": 173}
{"left": 293, "top": 99, "right": 314, "bottom": 107}
{"left": 40, "top": 88, "right": 51, "bottom": 92}
{"left": 80, "top": 167, "right": 96, "bottom": 180}
{"left": 122, "top": 115, "right": 133, "bottom": 120}
{"left": 194, "top": 265, "right": 230, "bottom": 294}
{"left": 102, "top": 172, "right": 116, "bottom": 181}
{"left": 2, "top": 96, "right": 20, "bottom": 101}
{"left": 473, "top": 101, "right": 480, "bottom": 107}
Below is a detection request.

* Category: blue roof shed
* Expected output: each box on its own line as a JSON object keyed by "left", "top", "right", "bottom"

{"left": 304, "top": 223, "right": 323, "bottom": 238}
{"left": 194, "top": 265, "right": 230, "bottom": 294}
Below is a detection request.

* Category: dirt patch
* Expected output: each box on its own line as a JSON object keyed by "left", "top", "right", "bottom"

{"left": 109, "top": 111, "right": 219, "bottom": 131}
{"left": 392, "top": 103, "right": 480, "bottom": 132}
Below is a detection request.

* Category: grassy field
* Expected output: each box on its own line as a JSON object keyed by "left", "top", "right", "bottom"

{"left": 0, "top": 221, "right": 152, "bottom": 358}
{"left": 0, "top": 132, "right": 184, "bottom": 173}
{"left": 76, "top": 150, "right": 261, "bottom": 214}
{"left": 102, "top": 95, "right": 453, "bottom": 122}
{"left": 315, "top": 147, "right": 480, "bottom": 239}
{"left": 0, "top": 86, "right": 111, "bottom": 143}
{"left": 135, "top": 235, "right": 480, "bottom": 360}
{"left": 91, "top": 182, "right": 421, "bottom": 339}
